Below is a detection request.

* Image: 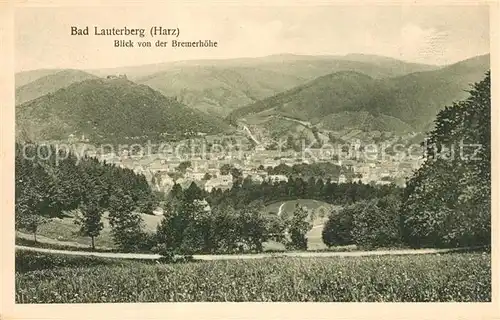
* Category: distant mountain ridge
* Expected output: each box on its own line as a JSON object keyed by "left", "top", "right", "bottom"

{"left": 15, "top": 69, "right": 99, "bottom": 105}
{"left": 15, "top": 69, "right": 63, "bottom": 88}
{"left": 15, "top": 53, "right": 487, "bottom": 138}
{"left": 228, "top": 54, "right": 490, "bottom": 133}
{"left": 130, "top": 54, "right": 438, "bottom": 117}
{"left": 17, "top": 53, "right": 438, "bottom": 117}
{"left": 136, "top": 66, "right": 307, "bottom": 116}
{"left": 84, "top": 53, "right": 438, "bottom": 80}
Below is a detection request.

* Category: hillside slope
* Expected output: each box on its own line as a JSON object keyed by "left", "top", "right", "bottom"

{"left": 229, "top": 71, "right": 378, "bottom": 123}
{"left": 137, "top": 66, "right": 306, "bottom": 116}
{"left": 373, "top": 54, "right": 490, "bottom": 129}
{"left": 16, "top": 78, "right": 231, "bottom": 143}
{"left": 15, "top": 69, "right": 99, "bottom": 105}
{"left": 229, "top": 54, "right": 490, "bottom": 133}
{"left": 15, "top": 69, "right": 62, "bottom": 88}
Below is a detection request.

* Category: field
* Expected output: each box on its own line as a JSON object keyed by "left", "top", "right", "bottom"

{"left": 16, "top": 251, "right": 491, "bottom": 303}
{"left": 17, "top": 211, "right": 163, "bottom": 249}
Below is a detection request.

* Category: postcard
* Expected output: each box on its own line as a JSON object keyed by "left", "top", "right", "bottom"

{"left": 1, "top": 1, "right": 498, "bottom": 319}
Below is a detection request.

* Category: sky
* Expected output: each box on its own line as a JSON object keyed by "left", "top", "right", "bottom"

{"left": 15, "top": 4, "right": 491, "bottom": 72}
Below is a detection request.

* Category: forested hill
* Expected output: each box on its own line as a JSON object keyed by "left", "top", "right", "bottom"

{"left": 15, "top": 78, "right": 232, "bottom": 143}
{"left": 228, "top": 54, "right": 490, "bottom": 133}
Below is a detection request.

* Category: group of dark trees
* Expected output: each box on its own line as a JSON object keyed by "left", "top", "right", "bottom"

{"left": 149, "top": 173, "right": 400, "bottom": 256}
{"left": 322, "top": 72, "right": 491, "bottom": 249}
{"left": 15, "top": 143, "right": 156, "bottom": 249}
{"left": 154, "top": 182, "right": 314, "bottom": 258}
{"left": 205, "top": 176, "right": 399, "bottom": 210}
{"left": 322, "top": 194, "right": 403, "bottom": 248}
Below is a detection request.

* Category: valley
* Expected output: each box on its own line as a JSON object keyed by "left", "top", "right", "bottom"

{"left": 14, "top": 53, "right": 489, "bottom": 205}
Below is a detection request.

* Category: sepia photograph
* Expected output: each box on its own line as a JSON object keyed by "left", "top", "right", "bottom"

{"left": 1, "top": 0, "right": 497, "bottom": 313}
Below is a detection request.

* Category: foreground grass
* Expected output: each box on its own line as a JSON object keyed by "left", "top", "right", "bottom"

{"left": 16, "top": 251, "right": 490, "bottom": 303}
{"left": 15, "top": 238, "right": 119, "bottom": 253}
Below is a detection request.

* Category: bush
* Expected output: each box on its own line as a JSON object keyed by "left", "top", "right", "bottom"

{"left": 322, "top": 207, "right": 354, "bottom": 247}
{"left": 152, "top": 243, "right": 176, "bottom": 262}
{"left": 350, "top": 195, "right": 402, "bottom": 248}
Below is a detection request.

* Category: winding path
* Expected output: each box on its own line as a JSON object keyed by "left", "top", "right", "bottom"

{"left": 241, "top": 124, "right": 261, "bottom": 146}
{"left": 277, "top": 203, "right": 285, "bottom": 216}
{"left": 15, "top": 245, "right": 484, "bottom": 261}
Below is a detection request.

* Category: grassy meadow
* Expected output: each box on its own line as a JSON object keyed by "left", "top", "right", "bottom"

{"left": 16, "top": 251, "right": 491, "bottom": 303}
{"left": 17, "top": 211, "right": 163, "bottom": 249}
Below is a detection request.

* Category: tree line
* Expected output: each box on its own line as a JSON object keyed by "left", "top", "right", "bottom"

{"left": 204, "top": 176, "right": 399, "bottom": 210}
{"left": 15, "top": 143, "right": 156, "bottom": 249}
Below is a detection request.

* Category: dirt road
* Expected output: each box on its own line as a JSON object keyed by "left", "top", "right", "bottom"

{"left": 15, "top": 245, "right": 482, "bottom": 261}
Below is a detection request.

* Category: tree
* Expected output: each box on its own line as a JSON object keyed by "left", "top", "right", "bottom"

{"left": 155, "top": 197, "right": 186, "bottom": 259}
{"left": 176, "top": 161, "right": 192, "bottom": 173}
{"left": 16, "top": 210, "right": 49, "bottom": 243}
{"left": 15, "top": 152, "right": 55, "bottom": 241}
{"left": 137, "top": 194, "right": 156, "bottom": 215}
{"left": 286, "top": 135, "right": 295, "bottom": 150}
{"left": 108, "top": 190, "right": 144, "bottom": 252}
{"left": 322, "top": 207, "right": 354, "bottom": 247}
{"left": 236, "top": 203, "right": 269, "bottom": 252}
{"left": 286, "top": 205, "right": 313, "bottom": 250}
{"left": 265, "top": 213, "right": 288, "bottom": 245}
{"left": 170, "top": 183, "right": 183, "bottom": 199}
{"left": 230, "top": 167, "right": 243, "bottom": 185}
{"left": 401, "top": 72, "right": 491, "bottom": 248}
{"left": 156, "top": 186, "right": 211, "bottom": 256}
{"left": 184, "top": 182, "right": 204, "bottom": 202}
{"left": 202, "top": 172, "right": 212, "bottom": 181}
{"left": 205, "top": 204, "right": 241, "bottom": 253}
{"left": 220, "top": 164, "right": 232, "bottom": 176}
{"left": 75, "top": 199, "right": 104, "bottom": 250}
{"left": 14, "top": 142, "right": 157, "bottom": 250}
{"left": 180, "top": 199, "right": 212, "bottom": 254}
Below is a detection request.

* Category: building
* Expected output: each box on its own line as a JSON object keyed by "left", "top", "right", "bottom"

{"left": 152, "top": 207, "right": 164, "bottom": 216}
{"left": 107, "top": 74, "right": 128, "bottom": 79}
{"left": 185, "top": 171, "right": 206, "bottom": 181}
{"left": 250, "top": 175, "right": 264, "bottom": 183}
{"left": 266, "top": 175, "right": 289, "bottom": 184}
{"left": 255, "top": 145, "right": 266, "bottom": 152}
{"left": 338, "top": 174, "right": 347, "bottom": 184}
{"left": 204, "top": 175, "right": 233, "bottom": 192}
